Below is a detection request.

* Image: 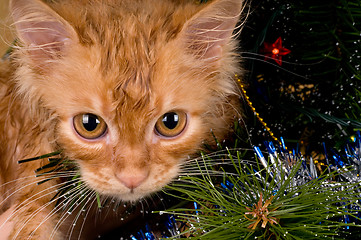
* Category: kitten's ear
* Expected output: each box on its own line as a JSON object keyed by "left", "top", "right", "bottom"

{"left": 180, "top": 0, "right": 243, "bottom": 61}
{"left": 10, "top": 0, "right": 77, "bottom": 64}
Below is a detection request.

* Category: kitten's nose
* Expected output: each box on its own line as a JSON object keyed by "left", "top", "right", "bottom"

{"left": 115, "top": 170, "right": 149, "bottom": 190}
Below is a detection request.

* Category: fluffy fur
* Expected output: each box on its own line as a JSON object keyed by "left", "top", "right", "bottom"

{"left": 0, "top": 0, "right": 243, "bottom": 238}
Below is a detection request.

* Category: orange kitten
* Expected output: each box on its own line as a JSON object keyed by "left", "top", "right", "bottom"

{"left": 0, "top": 0, "right": 243, "bottom": 238}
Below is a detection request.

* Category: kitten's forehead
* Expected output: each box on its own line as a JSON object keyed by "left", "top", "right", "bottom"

{"left": 66, "top": 0, "right": 197, "bottom": 104}
{"left": 68, "top": 2, "right": 202, "bottom": 108}
{"left": 62, "top": 0, "right": 197, "bottom": 68}
{"left": 43, "top": 0, "right": 232, "bottom": 123}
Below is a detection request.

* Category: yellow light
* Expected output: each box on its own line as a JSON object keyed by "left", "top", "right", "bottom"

{"left": 272, "top": 48, "right": 279, "bottom": 55}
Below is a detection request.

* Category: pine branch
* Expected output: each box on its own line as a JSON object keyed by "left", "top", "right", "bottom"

{"left": 163, "top": 141, "right": 361, "bottom": 239}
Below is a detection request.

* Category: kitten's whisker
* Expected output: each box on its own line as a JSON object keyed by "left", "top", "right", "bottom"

{"left": 231, "top": 2, "right": 250, "bottom": 39}
{"left": 147, "top": 192, "right": 169, "bottom": 213}
{"left": 179, "top": 163, "right": 251, "bottom": 171}
{"left": 75, "top": 194, "right": 98, "bottom": 240}
{"left": 1, "top": 171, "right": 78, "bottom": 195}
{"left": 138, "top": 199, "right": 145, "bottom": 217}
{"left": 181, "top": 162, "right": 236, "bottom": 168}
{"left": 177, "top": 171, "right": 238, "bottom": 177}
{"left": 185, "top": 148, "right": 254, "bottom": 157}
{"left": 184, "top": 156, "right": 232, "bottom": 162}
{"left": 0, "top": 172, "right": 78, "bottom": 210}
{"left": 19, "top": 175, "right": 79, "bottom": 205}
{"left": 26, "top": 188, "right": 84, "bottom": 240}
{"left": 178, "top": 169, "right": 230, "bottom": 175}
{"left": 138, "top": 197, "right": 152, "bottom": 218}
{"left": 176, "top": 173, "right": 232, "bottom": 179}
{"left": 147, "top": 192, "right": 161, "bottom": 207}
{"left": 240, "top": 55, "right": 312, "bottom": 80}
{"left": 181, "top": 159, "right": 237, "bottom": 166}
{"left": 112, "top": 198, "right": 125, "bottom": 214}
{"left": 52, "top": 188, "right": 94, "bottom": 240}
{"left": 240, "top": 51, "right": 327, "bottom": 66}
{"left": 184, "top": 158, "right": 231, "bottom": 164}
{"left": 178, "top": 168, "right": 227, "bottom": 174}
{"left": 94, "top": 195, "right": 113, "bottom": 223}
{"left": 180, "top": 160, "right": 238, "bottom": 168}
{"left": 109, "top": 195, "right": 120, "bottom": 211}
{"left": 0, "top": 173, "right": 55, "bottom": 189}
{"left": 182, "top": 152, "right": 249, "bottom": 163}
{"left": 11, "top": 183, "right": 85, "bottom": 240}
{"left": 0, "top": 178, "right": 47, "bottom": 204}
{"left": 29, "top": 182, "right": 88, "bottom": 238}
{"left": 182, "top": 157, "right": 256, "bottom": 165}
{"left": 59, "top": 183, "right": 88, "bottom": 212}
{"left": 28, "top": 184, "right": 89, "bottom": 240}
{"left": 182, "top": 159, "right": 233, "bottom": 166}
{"left": 1, "top": 178, "right": 80, "bottom": 233}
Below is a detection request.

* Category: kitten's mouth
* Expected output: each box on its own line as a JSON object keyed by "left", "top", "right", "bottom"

{"left": 107, "top": 187, "right": 149, "bottom": 202}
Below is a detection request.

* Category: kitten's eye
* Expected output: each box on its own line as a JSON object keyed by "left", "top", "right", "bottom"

{"left": 155, "top": 111, "right": 187, "bottom": 138}
{"left": 73, "top": 113, "right": 107, "bottom": 139}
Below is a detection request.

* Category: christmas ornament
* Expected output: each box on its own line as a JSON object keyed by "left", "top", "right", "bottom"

{"left": 261, "top": 37, "right": 291, "bottom": 66}
{"left": 244, "top": 194, "right": 278, "bottom": 229}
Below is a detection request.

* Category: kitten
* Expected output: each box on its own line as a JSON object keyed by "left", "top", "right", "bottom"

{"left": 0, "top": 0, "right": 243, "bottom": 238}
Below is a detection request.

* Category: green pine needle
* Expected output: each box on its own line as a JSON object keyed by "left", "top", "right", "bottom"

{"left": 163, "top": 149, "right": 361, "bottom": 239}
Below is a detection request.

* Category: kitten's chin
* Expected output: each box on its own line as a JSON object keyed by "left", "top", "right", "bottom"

{"left": 87, "top": 183, "right": 163, "bottom": 203}
{"left": 110, "top": 191, "right": 154, "bottom": 203}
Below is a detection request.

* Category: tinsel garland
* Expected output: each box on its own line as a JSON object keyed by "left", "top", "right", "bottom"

{"left": 160, "top": 132, "right": 361, "bottom": 239}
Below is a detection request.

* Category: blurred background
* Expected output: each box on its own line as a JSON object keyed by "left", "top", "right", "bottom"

{"left": 239, "top": 0, "right": 361, "bottom": 157}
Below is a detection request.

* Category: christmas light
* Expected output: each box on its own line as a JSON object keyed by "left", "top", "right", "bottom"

{"left": 260, "top": 37, "right": 291, "bottom": 66}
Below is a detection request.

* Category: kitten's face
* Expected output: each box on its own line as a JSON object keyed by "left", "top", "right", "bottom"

{"left": 52, "top": 42, "right": 215, "bottom": 201}
{"left": 11, "top": 0, "right": 242, "bottom": 201}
